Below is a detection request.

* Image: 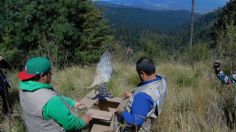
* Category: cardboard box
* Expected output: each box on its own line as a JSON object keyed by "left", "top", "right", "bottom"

{"left": 79, "top": 90, "right": 127, "bottom": 132}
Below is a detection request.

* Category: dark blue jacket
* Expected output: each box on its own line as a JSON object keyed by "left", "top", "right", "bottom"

{"left": 121, "top": 76, "right": 162, "bottom": 126}
{"left": 216, "top": 69, "right": 236, "bottom": 84}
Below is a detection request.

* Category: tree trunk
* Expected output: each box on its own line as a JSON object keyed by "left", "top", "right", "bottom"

{"left": 190, "top": 0, "right": 195, "bottom": 49}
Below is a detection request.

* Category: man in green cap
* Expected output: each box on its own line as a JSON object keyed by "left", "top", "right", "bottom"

{"left": 18, "top": 57, "right": 91, "bottom": 132}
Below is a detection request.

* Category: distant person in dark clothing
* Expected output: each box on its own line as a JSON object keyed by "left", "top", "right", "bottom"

{"left": 213, "top": 60, "right": 236, "bottom": 128}
{"left": 213, "top": 60, "right": 236, "bottom": 84}
{"left": 127, "top": 45, "right": 134, "bottom": 61}
{"left": 0, "top": 56, "right": 12, "bottom": 116}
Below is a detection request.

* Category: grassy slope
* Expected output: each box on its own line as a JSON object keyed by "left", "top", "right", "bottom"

{"left": 1, "top": 60, "right": 235, "bottom": 131}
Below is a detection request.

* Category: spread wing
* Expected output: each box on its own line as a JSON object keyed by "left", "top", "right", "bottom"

{"left": 89, "top": 51, "right": 112, "bottom": 88}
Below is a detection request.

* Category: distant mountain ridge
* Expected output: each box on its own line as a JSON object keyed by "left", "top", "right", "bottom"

{"left": 95, "top": 2, "right": 201, "bottom": 32}
{"left": 93, "top": 0, "right": 229, "bottom": 13}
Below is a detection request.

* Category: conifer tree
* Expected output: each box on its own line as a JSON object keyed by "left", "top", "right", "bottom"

{"left": 212, "top": 0, "right": 236, "bottom": 71}
{"left": 0, "top": 0, "right": 112, "bottom": 67}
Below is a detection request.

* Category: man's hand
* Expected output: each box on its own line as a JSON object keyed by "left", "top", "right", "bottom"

{"left": 82, "top": 114, "right": 92, "bottom": 124}
{"left": 124, "top": 92, "right": 133, "bottom": 98}
{"left": 74, "top": 101, "right": 85, "bottom": 108}
{"left": 116, "top": 108, "right": 124, "bottom": 115}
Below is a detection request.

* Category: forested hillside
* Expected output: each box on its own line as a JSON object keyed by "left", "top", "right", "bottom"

{"left": 0, "top": 0, "right": 112, "bottom": 68}
{"left": 211, "top": 0, "right": 236, "bottom": 72}
{"left": 94, "top": 2, "right": 218, "bottom": 62}
{"left": 95, "top": 3, "right": 199, "bottom": 32}
{"left": 0, "top": 0, "right": 233, "bottom": 67}
{"left": 194, "top": 11, "right": 219, "bottom": 41}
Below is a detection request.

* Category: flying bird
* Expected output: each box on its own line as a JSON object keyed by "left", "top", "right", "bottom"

{"left": 89, "top": 51, "right": 113, "bottom": 98}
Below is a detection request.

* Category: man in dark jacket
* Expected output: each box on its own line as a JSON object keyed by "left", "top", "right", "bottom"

{"left": 116, "top": 57, "right": 168, "bottom": 132}
{"left": 213, "top": 60, "right": 236, "bottom": 84}
{"left": 0, "top": 56, "right": 11, "bottom": 116}
{"left": 213, "top": 60, "right": 236, "bottom": 128}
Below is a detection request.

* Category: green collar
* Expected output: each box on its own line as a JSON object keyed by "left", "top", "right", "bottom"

{"left": 19, "top": 81, "right": 53, "bottom": 91}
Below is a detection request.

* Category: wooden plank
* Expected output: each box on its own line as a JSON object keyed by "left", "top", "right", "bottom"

{"left": 79, "top": 97, "right": 98, "bottom": 109}
{"left": 106, "top": 97, "right": 122, "bottom": 103}
{"left": 79, "top": 90, "right": 98, "bottom": 109}
{"left": 90, "top": 124, "right": 113, "bottom": 132}
{"left": 87, "top": 109, "right": 113, "bottom": 121}
{"left": 108, "top": 108, "right": 117, "bottom": 113}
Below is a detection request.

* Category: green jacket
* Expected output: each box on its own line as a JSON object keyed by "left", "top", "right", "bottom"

{"left": 19, "top": 81, "right": 86, "bottom": 131}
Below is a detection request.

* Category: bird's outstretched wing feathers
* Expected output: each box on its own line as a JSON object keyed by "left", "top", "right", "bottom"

{"left": 89, "top": 51, "right": 113, "bottom": 98}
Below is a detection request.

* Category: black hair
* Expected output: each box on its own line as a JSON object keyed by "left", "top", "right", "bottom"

{"left": 22, "top": 71, "right": 51, "bottom": 82}
{"left": 136, "top": 57, "right": 156, "bottom": 76}
{"left": 29, "top": 74, "right": 41, "bottom": 81}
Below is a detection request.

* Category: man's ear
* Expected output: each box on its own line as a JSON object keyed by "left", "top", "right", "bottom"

{"left": 40, "top": 74, "right": 47, "bottom": 81}
{"left": 140, "top": 71, "right": 145, "bottom": 75}
{"left": 140, "top": 71, "right": 145, "bottom": 79}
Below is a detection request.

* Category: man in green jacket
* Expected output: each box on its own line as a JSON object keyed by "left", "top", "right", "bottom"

{"left": 18, "top": 57, "right": 91, "bottom": 132}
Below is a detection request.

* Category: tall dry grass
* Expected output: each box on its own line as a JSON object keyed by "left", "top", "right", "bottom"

{"left": 0, "top": 60, "right": 235, "bottom": 131}
{"left": 154, "top": 62, "right": 234, "bottom": 132}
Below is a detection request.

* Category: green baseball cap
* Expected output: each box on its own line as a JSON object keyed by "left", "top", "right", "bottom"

{"left": 18, "top": 57, "right": 51, "bottom": 80}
